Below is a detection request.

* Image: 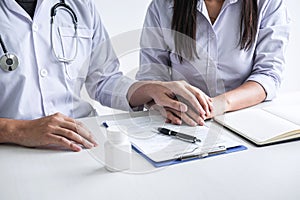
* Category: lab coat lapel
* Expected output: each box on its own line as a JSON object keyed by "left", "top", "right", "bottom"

{"left": 2, "top": 0, "right": 32, "bottom": 21}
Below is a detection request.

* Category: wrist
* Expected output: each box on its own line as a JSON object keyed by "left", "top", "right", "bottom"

{"left": 0, "top": 119, "right": 23, "bottom": 144}
{"left": 0, "top": 119, "right": 12, "bottom": 143}
{"left": 212, "top": 94, "right": 230, "bottom": 116}
{"left": 220, "top": 94, "right": 231, "bottom": 113}
{"left": 127, "top": 81, "right": 162, "bottom": 107}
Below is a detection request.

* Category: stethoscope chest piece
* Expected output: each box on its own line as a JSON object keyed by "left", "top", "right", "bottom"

{"left": 0, "top": 35, "right": 19, "bottom": 72}
{"left": 0, "top": 53, "right": 19, "bottom": 72}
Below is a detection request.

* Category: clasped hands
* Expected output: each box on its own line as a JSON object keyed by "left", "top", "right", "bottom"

{"left": 145, "top": 80, "right": 221, "bottom": 126}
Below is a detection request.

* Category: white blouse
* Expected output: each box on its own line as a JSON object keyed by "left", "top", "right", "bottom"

{"left": 136, "top": 0, "right": 291, "bottom": 100}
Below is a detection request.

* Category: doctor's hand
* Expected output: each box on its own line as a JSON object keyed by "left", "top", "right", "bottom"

{"left": 159, "top": 81, "right": 213, "bottom": 126}
{"left": 3, "top": 113, "right": 97, "bottom": 152}
{"left": 128, "top": 80, "right": 213, "bottom": 126}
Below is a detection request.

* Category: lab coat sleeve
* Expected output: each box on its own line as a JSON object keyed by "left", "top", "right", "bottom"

{"left": 246, "top": 0, "right": 291, "bottom": 100}
{"left": 136, "top": 0, "right": 172, "bottom": 81}
{"left": 84, "top": 2, "right": 135, "bottom": 111}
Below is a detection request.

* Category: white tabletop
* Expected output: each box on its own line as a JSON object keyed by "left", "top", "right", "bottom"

{"left": 1, "top": 92, "right": 300, "bottom": 200}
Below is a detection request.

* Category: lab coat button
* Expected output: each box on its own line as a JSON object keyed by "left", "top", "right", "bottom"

{"left": 32, "top": 24, "right": 39, "bottom": 32}
{"left": 40, "top": 69, "right": 48, "bottom": 77}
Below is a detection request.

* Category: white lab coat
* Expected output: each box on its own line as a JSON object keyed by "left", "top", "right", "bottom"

{"left": 0, "top": 0, "right": 134, "bottom": 120}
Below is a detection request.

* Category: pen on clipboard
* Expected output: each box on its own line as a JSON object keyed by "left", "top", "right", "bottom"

{"left": 177, "top": 145, "right": 227, "bottom": 161}
{"left": 157, "top": 127, "right": 201, "bottom": 143}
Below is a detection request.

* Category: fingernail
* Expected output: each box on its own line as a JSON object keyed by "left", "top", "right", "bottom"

{"left": 177, "top": 120, "right": 182, "bottom": 125}
{"left": 75, "top": 146, "right": 82, "bottom": 152}
{"left": 92, "top": 139, "right": 98, "bottom": 146}
{"left": 198, "top": 119, "right": 203, "bottom": 125}
{"left": 199, "top": 118, "right": 205, "bottom": 125}
{"left": 86, "top": 142, "right": 94, "bottom": 148}
{"left": 180, "top": 104, "right": 188, "bottom": 112}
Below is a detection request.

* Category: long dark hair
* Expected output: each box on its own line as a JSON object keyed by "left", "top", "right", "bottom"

{"left": 172, "top": 0, "right": 258, "bottom": 61}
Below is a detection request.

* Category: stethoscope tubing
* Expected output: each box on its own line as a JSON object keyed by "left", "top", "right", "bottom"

{"left": 0, "top": 0, "right": 78, "bottom": 72}
{"left": 50, "top": 5, "right": 79, "bottom": 63}
{"left": 50, "top": 1, "right": 79, "bottom": 63}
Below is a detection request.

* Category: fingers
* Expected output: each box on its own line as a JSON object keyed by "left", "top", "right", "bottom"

{"left": 76, "top": 121, "right": 98, "bottom": 146}
{"left": 148, "top": 104, "right": 205, "bottom": 126}
{"left": 59, "top": 119, "right": 98, "bottom": 147}
{"left": 194, "top": 92, "right": 213, "bottom": 118}
{"left": 148, "top": 104, "right": 183, "bottom": 125}
{"left": 185, "top": 108, "right": 205, "bottom": 126}
{"left": 166, "top": 108, "right": 205, "bottom": 126}
{"left": 172, "top": 85, "right": 204, "bottom": 115}
{"left": 47, "top": 134, "right": 82, "bottom": 152}
{"left": 162, "top": 81, "right": 211, "bottom": 117}
{"left": 182, "top": 83, "right": 213, "bottom": 118}
{"left": 53, "top": 127, "right": 95, "bottom": 149}
{"left": 46, "top": 113, "right": 97, "bottom": 151}
{"left": 154, "top": 95, "right": 188, "bottom": 113}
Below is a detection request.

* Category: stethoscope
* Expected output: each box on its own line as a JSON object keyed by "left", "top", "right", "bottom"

{"left": 0, "top": 35, "right": 19, "bottom": 72}
{"left": 51, "top": 0, "right": 78, "bottom": 63}
{"left": 0, "top": 0, "right": 78, "bottom": 72}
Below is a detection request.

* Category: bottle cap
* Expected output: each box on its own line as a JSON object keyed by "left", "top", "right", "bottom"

{"left": 106, "top": 126, "right": 128, "bottom": 143}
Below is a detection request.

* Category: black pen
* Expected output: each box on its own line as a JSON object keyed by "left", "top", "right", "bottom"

{"left": 157, "top": 127, "right": 201, "bottom": 143}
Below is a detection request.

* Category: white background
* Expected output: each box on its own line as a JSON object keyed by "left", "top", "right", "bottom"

{"left": 91, "top": 0, "right": 300, "bottom": 114}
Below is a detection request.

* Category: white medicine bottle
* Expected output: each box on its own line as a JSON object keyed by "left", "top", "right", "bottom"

{"left": 104, "top": 126, "right": 132, "bottom": 172}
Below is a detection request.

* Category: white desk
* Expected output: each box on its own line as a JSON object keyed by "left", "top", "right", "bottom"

{"left": 1, "top": 92, "right": 300, "bottom": 200}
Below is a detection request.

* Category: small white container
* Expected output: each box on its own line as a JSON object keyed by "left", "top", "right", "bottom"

{"left": 104, "top": 126, "right": 132, "bottom": 172}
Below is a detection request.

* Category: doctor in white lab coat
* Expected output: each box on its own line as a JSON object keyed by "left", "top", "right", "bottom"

{"left": 0, "top": 0, "right": 212, "bottom": 151}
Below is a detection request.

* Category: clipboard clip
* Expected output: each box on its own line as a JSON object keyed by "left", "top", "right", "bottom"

{"left": 176, "top": 146, "right": 227, "bottom": 161}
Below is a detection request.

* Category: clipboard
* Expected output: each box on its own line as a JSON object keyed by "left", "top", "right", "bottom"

{"left": 132, "top": 143, "right": 247, "bottom": 167}
{"left": 103, "top": 115, "right": 247, "bottom": 168}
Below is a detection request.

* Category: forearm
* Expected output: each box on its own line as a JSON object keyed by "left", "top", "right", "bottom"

{"left": 214, "top": 81, "right": 266, "bottom": 114}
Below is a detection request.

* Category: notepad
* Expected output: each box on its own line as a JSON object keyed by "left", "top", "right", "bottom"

{"left": 214, "top": 106, "right": 300, "bottom": 146}
{"left": 104, "top": 114, "right": 246, "bottom": 167}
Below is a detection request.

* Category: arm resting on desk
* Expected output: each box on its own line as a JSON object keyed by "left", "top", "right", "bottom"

{"left": 0, "top": 113, "right": 97, "bottom": 152}
{"left": 211, "top": 81, "right": 267, "bottom": 117}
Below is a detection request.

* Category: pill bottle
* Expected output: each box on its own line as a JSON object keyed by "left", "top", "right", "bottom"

{"left": 104, "top": 126, "right": 132, "bottom": 172}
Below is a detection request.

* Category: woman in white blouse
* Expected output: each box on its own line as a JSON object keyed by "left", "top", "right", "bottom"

{"left": 136, "top": 0, "right": 291, "bottom": 126}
